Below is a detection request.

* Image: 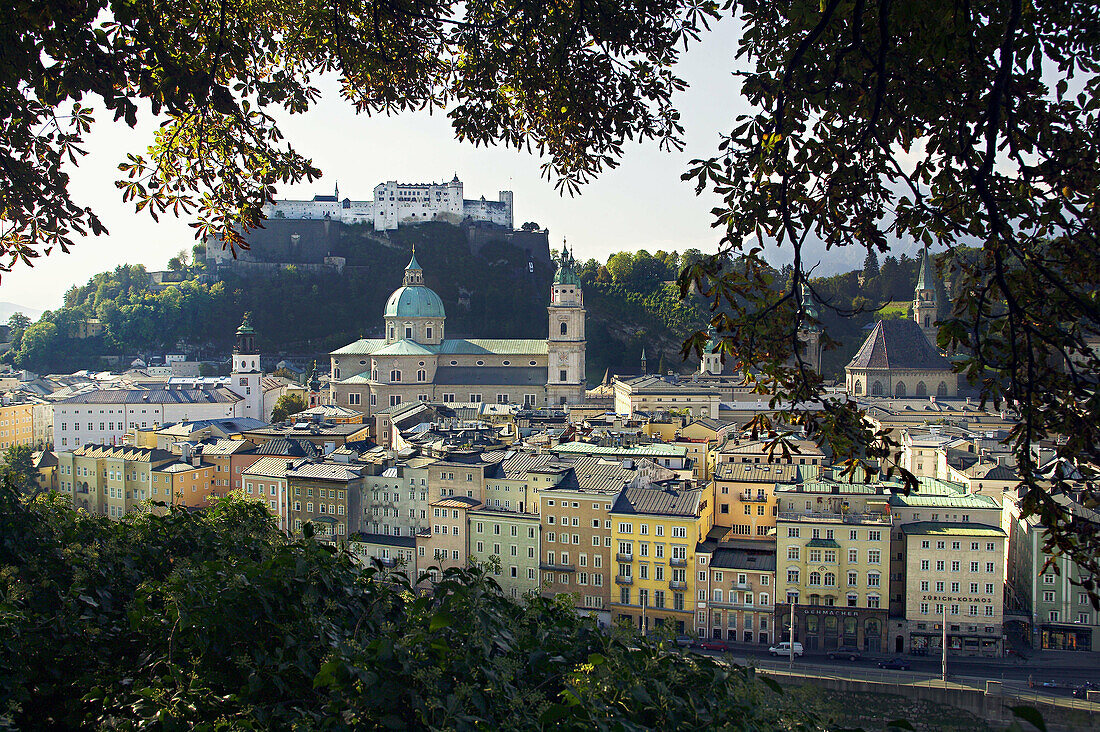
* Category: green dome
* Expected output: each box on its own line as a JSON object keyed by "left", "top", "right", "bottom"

{"left": 384, "top": 285, "right": 446, "bottom": 318}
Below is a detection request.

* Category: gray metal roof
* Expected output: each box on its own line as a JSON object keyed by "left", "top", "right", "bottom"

{"left": 846, "top": 319, "right": 952, "bottom": 371}
{"left": 288, "top": 463, "right": 364, "bottom": 482}
{"left": 709, "top": 543, "right": 777, "bottom": 571}
{"left": 432, "top": 366, "right": 548, "bottom": 386}
{"left": 611, "top": 485, "right": 702, "bottom": 517}
{"left": 59, "top": 387, "right": 242, "bottom": 405}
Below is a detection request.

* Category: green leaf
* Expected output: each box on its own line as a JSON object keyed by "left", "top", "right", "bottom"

{"left": 1010, "top": 706, "right": 1047, "bottom": 731}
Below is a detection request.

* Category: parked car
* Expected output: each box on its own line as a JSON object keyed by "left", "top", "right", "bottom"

{"left": 695, "top": 639, "right": 727, "bottom": 652}
{"left": 674, "top": 635, "right": 693, "bottom": 648}
{"left": 877, "top": 657, "right": 912, "bottom": 670}
{"left": 827, "top": 645, "right": 863, "bottom": 661}
{"left": 768, "top": 642, "right": 804, "bottom": 657}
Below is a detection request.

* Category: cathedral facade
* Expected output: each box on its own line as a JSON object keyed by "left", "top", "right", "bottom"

{"left": 329, "top": 247, "right": 586, "bottom": 413}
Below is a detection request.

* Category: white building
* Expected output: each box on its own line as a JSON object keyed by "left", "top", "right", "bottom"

{"left": 264, "top": 175, "right": 513, "bottom": 231}
{"left": 51, "top": 314, "right": 274, "bottom": 449}
{"left": 52, "top": 388, "right": 243, "bottom": 450}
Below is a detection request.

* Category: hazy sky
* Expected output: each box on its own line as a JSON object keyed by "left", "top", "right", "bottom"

{"left": 3, "top": 18, "right": 871, "bottom": 311}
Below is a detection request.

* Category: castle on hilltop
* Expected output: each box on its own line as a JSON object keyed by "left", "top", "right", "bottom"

{"left": 264, "top": 175, "right": 513, "bottom": 231}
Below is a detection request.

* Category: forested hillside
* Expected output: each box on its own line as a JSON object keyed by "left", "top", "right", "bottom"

{"left": 1, "top": 223, "right": 949, "bottom": 383}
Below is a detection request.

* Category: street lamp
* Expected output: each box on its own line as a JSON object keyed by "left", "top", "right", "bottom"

{"left": 789, "top": 601, "right": 796, "bottom": 669}
{"left": 942, "top": 603, "right": 948, "bottom": 682}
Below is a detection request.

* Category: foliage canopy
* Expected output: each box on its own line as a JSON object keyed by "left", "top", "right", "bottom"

{"left": 0, "top": 478, "right": 812, "bottom": 729}
{"left": 3, "top": 1, "right": 1098, "bottom": 592}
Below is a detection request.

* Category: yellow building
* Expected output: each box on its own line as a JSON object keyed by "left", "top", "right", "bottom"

{"left": 0, "top": 402, "right": 35, "bottom": 449}
{"left": 609, "top": 483, "right": 714, "bottom": 636}
{"left": 152, "top": 459, "right": 216, "bottom": 511}
{"left": 713, "top": 463, "right": 807, "bottom": 539}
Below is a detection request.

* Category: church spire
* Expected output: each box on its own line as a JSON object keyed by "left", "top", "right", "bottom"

{"left": 913, "top": 244, "right": 941, "bottom": 345}
{"left": 916, "top": 244, "right": 937, "bottom": 293}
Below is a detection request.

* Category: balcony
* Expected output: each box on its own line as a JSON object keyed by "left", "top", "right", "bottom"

{"left": 709, "top": 599, "right": 764, "bottom": 611}
{"left": 669, "top": 580, "right": 687, "bottom": 590}
{"left": 741, "top": 491, "right": 768, "bottom": 502}
{"left": 616, "top": 553, "right": 634, "bottom": 562}
{"left": 778, "top": 512, "right": 892, "bottom": 526}
{"left": 615, "top": 575, "right": 633, "bottom": 585}
{"left": 540, "top": 562, "right": 576, "bottom": 572}
{"left": 377, "top": 557, "right": 397, "bottom": 568}
{"left": 670, "top": 557, "right": 687, "bottom": 568}
{"left": 730, "top": 581, "right": 753, "bottom": 591}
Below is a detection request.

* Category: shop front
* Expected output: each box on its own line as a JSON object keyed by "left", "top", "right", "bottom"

{"left": 776, "top": 604, "right": 887, "bottom": 653}
{"left": 1040, "top": 623, "right": 1094, "bottom": 651}
{"left": 908, "top": 622, "right": 1003, "bottom": 657}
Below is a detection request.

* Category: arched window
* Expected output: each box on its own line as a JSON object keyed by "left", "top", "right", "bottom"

{"left": 824, "top": 572, "right": 836, "bottom": 587}
{"left": 895, "top": 382, "right": 906, "bottom": 398}
{"left": 871, "top": 380, "right": 883, "bottom": 395}
{"left": 417, "top": 369, "right": 426, "bottom": 382}
{"left": 915, "top": 381, "right": 927, "bottom": 397}
{"left": 388, "top": 327, "right": 394, "bottom": 340}
{"left": 854, "top": 379, "right": 863, "bottom": 394}
{"left": 390, "top": 369, "right": 402, "bottom": 382}
{"left": 560, "top": 321, "right": 568, "bottom": 335}
{"left": 809, "top": 571, "right": 821, "bottom": 586}
{"left": 924, "top": 316, "right": 931, "bottom": 327}
{"left": 937, "top": 380, "right": 949, "bottom": 397}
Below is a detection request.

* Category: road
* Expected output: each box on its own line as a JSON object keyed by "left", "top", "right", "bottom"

{"left": 688, "top": 646, "right": 1100, "bottom": 698}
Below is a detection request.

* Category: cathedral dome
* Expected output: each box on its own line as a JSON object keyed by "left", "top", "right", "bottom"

{"left": 383, "top": 285, "right": 445, "bottom": 318}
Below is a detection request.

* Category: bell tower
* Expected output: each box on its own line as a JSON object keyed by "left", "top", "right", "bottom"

{"left": 796, "top": 282, "right": 823, "bottom": 374}
{"left": 546, "top": 242, "right": 587, "bottom": 405}
{"left": 700, "top": 326, "right": 722, "bottom": 375}
{"left": 231, "top": 312, "right": 263, "bottom": 419}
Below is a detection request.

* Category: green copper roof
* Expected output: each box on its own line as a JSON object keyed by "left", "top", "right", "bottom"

{"left": 370, "top": 339, "right": 437, "bottom": 356}
{"left": 236, "top": 312, "right": 255, "bottom": 335}
{"left": 406, "top": 250, "right": 423, "bottom": 272}
{"left": 384, "top": 285, "right": 446, "bottom": 319}
{"left": 703, "top": 325, "right": 719, "bottom": 353}
{"left": 553, "top": 243, "right": 582, "bottom": 285}
{"left": 900, "top": 521, "right": 1005, "bottom": 537}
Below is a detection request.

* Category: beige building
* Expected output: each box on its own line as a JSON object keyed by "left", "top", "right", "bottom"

{"left": 901, "top": 522, "right": 1006, "bottom": 657}
{"left": 697, "top": 539, "right": 777, "bottom": 645}
{"left": 420, "top": 496, "right": 481, "bottom": 578}
{"left": 612, "top": 375, "right": 723, "bottom": 419}
{"left": 774, "top": 472, "right": 893, "bottom": 652}
{"left": 56, "top": 444, "right": 175, "bottom": 517}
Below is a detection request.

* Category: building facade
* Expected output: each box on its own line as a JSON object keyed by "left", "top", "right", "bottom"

{"left": 258, "top": 176, "right": 513, "bottom": 231}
